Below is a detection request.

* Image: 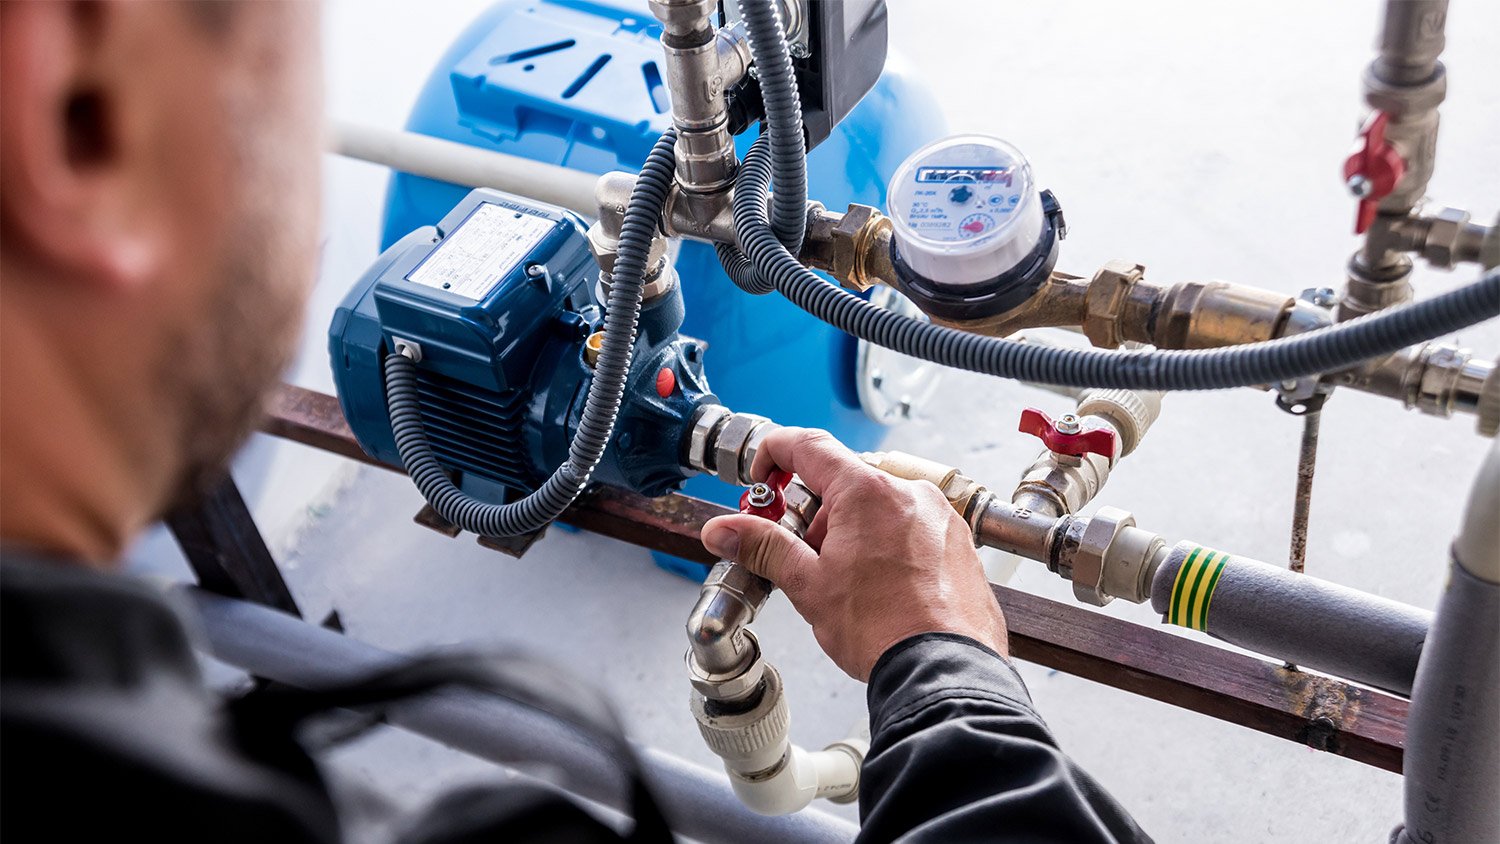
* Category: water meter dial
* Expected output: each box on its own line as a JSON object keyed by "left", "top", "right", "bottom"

{"left": 887, "top": 135, "right": 1065, "bottom": 322}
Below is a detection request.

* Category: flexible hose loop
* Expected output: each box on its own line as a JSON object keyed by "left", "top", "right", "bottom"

{"left": 382, "top": 129, "right": 680, "bottom": 536}
{"left": 715, "top": 241, "right": 775, "bottom": 295}
{"left": 740, "top": 0, "right": 806, "bottom": 254}
{"left": 728, "top": 136, "right": 1500, "bottom": 390}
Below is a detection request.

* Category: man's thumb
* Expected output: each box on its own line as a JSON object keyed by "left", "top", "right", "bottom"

{"left": 701, "top": 514, "right": 816, "bottom": 589}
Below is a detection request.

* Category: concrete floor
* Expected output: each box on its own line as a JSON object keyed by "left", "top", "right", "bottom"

{"left": 129, "top": 0, "right": 1500, "bottom": 841}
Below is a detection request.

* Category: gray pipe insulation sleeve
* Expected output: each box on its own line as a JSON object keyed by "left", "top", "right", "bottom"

{"left": 1399, "top": 439, "right": 1500, "bottom": 844}
{"left": 1149, "top": 544, "right": 1432, "bottom": 695}
{"left": 1397, "top": 562, "right": 1499, "bottom": 844}
{"left": 176, "top": 587, "right": 858, "bottom": 844}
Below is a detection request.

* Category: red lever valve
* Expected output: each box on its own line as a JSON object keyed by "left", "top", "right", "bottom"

{"left": 1018, "top": 408, "right": 1118, "bottom": 460}
{"left": 739, "top": 468, "right": 793, "bottom": 522}
{"left": 1343, "top": 111, "right": 1407, "bottom": 235}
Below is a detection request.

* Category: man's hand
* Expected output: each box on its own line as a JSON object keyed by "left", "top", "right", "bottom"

{"left": 699, "top": 427, "right": 1008, "bottom": 682}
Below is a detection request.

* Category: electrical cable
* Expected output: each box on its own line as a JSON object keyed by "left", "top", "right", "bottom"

{"left": 738, "top": 0, "right": 807, "bottom": 254}
{"left": 714, "top": 241, "right": 774, "bottom": 295}
{"left": 382, "top": 129, "right": 679, "bottom": 536}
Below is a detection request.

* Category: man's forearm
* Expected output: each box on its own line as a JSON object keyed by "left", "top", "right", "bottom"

{"left": 858, "top": 633, "right": 1150, "bottom": 843}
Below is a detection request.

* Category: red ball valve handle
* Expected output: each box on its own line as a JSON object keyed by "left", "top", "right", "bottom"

{"left": 1343, "top": 111, "right": 1407, "bottom": 235}
{"left": 739, "top": 468, "right": 793, "bottom": 522}
{"left": 1018, "top": 407, "right": 1118, "bottom": 460}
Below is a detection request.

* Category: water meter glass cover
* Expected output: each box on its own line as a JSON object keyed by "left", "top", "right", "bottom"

{"left": 889, "top": 135, "right": 1044, "bottom": 286}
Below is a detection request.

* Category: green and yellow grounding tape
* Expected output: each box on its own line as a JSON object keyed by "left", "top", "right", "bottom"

{"left": 1168, "top": 546, "right": 1228, "bottom": 632}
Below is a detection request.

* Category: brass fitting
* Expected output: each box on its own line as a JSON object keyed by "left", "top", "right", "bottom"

{"left": 583, "top": 331, "right": 605, "bottom": 368}
{"left": 1077, "top": 261, "right": 1296, "bottom": 349}
{"left": 1387, "top": 207, "right": 1500, "bottom": 270}
{"left": 1081, "top": 260, "right": 1148, "bottom": 348}
{"left": 585, "top": 172, "right": 673, "bottom": 284}
{"left": 799, "top": 208, "right": 1303, "bottom": 351}
{"left": 927, "top": 272, "right": 1091, "bottom": 337}
{"left": 1150, "top": 279, "right": 1297, "bottom": 349}
{"left": 800, "top": 204, "right": 897, "bottom": 293}
{"left": 590, "top": 169, "right": 736, "bottom": 248}
{"left": 1012, "top": 451, "right": 1112, "bottom": 519}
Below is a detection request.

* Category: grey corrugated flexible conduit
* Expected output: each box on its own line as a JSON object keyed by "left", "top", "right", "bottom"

{"left": 719, "top": 0, "right": 1500, "bottom": 388}
{"left": 711, "top": 0, "right": 806, "bottom": 292}
{"left": 714, "top": 241, "right": 774, "bottom": 295}
{"left": 739, "top": 0, "right": 807, "bottom": 254}
{"left": 381, "top": 129, "right": 679, "bottom": 537}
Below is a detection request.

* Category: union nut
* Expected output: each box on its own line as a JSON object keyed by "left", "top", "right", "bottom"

{"left": 1069, "top": 506, "right": 1135, "bottom": 607}
{"left": 647, "top": 0, "right": 717, "bottom": 35}
{"left": 803, "top": 204, "right": 891, "bottom": 293}
{"left": 1081, "top": 260, "right": 1146, "bottom": 349}
{"left": 1422, "top": 206, "right": 1472, "bottom": 269}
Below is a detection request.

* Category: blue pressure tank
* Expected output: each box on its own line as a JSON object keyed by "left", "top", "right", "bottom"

{"left": 381, "top": 0, "right": 945, "bottom": 575}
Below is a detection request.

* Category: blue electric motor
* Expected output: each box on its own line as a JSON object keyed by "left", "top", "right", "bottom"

{"left": 331, "top": 189, "right": 712, "bottom": 506}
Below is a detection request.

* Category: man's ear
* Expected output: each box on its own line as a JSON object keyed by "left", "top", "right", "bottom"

{"left": 0, "top": 1, "right": 164, "bottom": 292}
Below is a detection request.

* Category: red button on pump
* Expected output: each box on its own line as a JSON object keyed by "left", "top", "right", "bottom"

{"left": 655, "top": 367, "right": 676, "bottom": 398}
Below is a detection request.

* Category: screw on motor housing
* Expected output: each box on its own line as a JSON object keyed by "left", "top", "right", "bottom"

{"left": 329, "top": 188, "right": 716, "bottom": 507}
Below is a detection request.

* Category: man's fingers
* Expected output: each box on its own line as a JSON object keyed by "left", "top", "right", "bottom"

{"left": 748, "top": 427, "right": 875, "bottom": 498}
{"left": 802, "top": 506, "right": 830, "bottom": 551}
{"left": 701, "top": 513, "right": 818, "bottom": 594}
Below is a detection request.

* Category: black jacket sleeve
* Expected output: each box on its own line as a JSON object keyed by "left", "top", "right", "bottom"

{"left": 857, "top": 632, "right": 1150, "bottom": 844}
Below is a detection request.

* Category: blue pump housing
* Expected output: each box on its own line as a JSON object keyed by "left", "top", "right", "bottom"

{"left": 375, "top": 0, "right": 945, "bottom": 574}
{"left": 331, "top": 188, "right": 712, "bottom": 504}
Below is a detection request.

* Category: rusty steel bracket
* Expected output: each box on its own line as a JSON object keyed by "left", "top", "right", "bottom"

{"left": 166, "top": 476, "right": 302, "bottom": 617}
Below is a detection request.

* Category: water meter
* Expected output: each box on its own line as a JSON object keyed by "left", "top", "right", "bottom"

{"left": 888, "top": 135, "right": 1065, "bottom": 322}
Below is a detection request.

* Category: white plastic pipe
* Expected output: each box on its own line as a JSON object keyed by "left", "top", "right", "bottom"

{"left": 731, "top": 743, "right": 863, "bottom": 816}
{"left": 691, "top": 662, "right": 865, "bottom": 815}
{"left": 329, "top": 120, "right": 599, "bottom": 215}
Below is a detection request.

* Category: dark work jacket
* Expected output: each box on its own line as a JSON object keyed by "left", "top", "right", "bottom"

{"left": 859, "top": 633, "right": 1150, "bottom": 843}
{"left": 1, "top": 557, "right": 1147, "bottom": 843}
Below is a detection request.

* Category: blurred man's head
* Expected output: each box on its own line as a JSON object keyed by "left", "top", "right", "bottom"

{"left": 0, "top": 1, "right": 323, "bottom": 563}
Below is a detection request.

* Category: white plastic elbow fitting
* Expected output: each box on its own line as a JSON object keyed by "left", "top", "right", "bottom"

{"left": 690, "top": 663, "right": 865, "bottom": 814}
